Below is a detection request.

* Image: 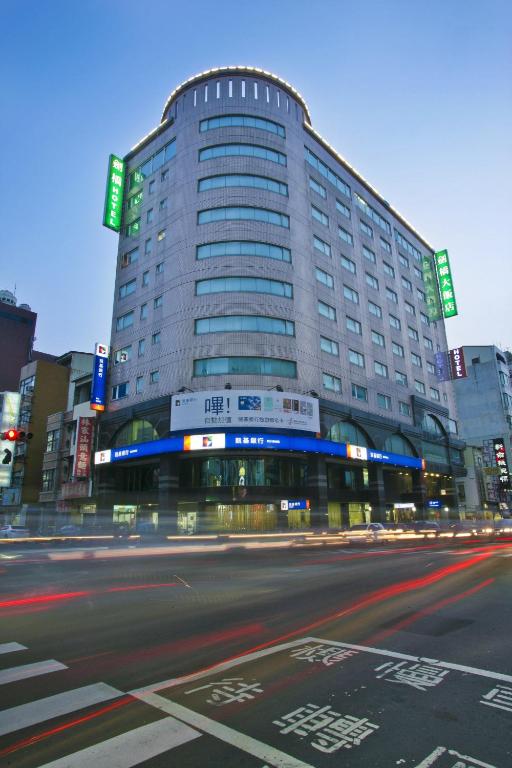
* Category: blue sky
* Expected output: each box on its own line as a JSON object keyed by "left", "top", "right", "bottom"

{"left": 2, "top": 0, "right": 511, "bottom": 355}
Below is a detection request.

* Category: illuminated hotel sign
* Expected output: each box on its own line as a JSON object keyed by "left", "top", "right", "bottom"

{"left": 434, "top": 249, "right": 458, "bottom": 318}
{"left": 103, "top": 154, "right": 125, "bottom": 232}
{"left": 422, "top": 254, "right": 442, "bottom": 321}
{"left": 90, "top": 343, "right": 109, "bottom": 412}
{"left": 493, "top": 438, "right": 510, "bottom": 489}
{"left": 435, "top": 347, "right": 467, "bottom": 382}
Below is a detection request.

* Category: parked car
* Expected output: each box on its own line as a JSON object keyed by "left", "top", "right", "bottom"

{"left": 345, "top": 523, "right": 392, "bottom": 544}
{"left": 0, "top": 524, "right": 30, "bottom": 539}
{"left": 58, "top": 525, "right": 82, "bottom": 536}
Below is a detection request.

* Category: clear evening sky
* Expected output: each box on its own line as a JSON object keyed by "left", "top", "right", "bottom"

{"left": 2, "top": 0, "right": 511, "bottom": 356}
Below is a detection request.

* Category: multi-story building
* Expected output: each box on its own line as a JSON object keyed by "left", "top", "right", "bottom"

{"left": 0, "top": 290, "right": 37, "bottom": 391}
{"left": 96, "top": 66, "right": 465, "bottom": 534}
{"left": 453, "top": 345, "right": 512, "bottom": 515}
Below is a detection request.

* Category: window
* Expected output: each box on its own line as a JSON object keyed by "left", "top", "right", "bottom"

{"left": 199, "top": 114, "right": 285, "bottom": 137}
{"left": 146, "top": 208, "right": 154, "bottom": 224}
{"left": 140, "top": 304, "right": 148, "bottom": 320}
{"left": 420, "top": 312, "right": 429, "bottom": 326}
{"left": 399, "top": 401, "right": 411, "bottom": 417}
{"left": 336, "top": 199, "right": 351, "bottom": 219}
{"left": 341, "top": 254, "right": 356, "bottom": 273}
{"left": 154, "top": 295, "right": 163, "bottom": 309}
{"left": 398, "top": 253, "right": 409, "bottom": 269}
{"left": 401, "top": 276, "right": 412, "bottom": 291}
{"left": 377, "top": 393, "right": 392, "bottom": 410}
{"left": 395, "top": 370, "right": 408, "bottom": 386}
{"left": 417, "top": 288, "right": 426, "bottom": 303}
{"left": 408, "top": 326, "right": 419, "bottom": 342}
{"left": 354, "top": 192, "right": 391, "bottom": 234}
{"left": 415, "top": 380, "right": 426, "bottom": 394}
{"left": 148, "top": 180, "right": 155, "bottom": 194}
{"left": 157, "top": 229, "right": 166, "bottom": 241}
{"left": 136, "top": 375, "right": 144, "bottom": 395}
{"left": 309, "top": 177, "right": 326, "bottom": 198}
{"left": 380, "top": 237, "right": 392, "bottom": 254}
{"left": 404, "top": 301, "right": 415, "bottom": 316}
{"left": 151, "top": 331, "right": 161, "bottom": 345}
{"left": 371, "top": 330, "right": 385, "bottom": 347}
{"left": 338, "top": 226, "right": 353, "bottom": 245}
{"left": 311, "top": 205, "right": 329, "bottom": 226}
{"left": 194, "top": 357, "right": 297, "bottom": 378}
{"left": 145, "top": 238, "right": 152, "bottom": 255}
{"left": 349, "top": 349, "right": 364, "bottom": 367}
{"left": 427, "top": 361, "right": 436, "bottom": 375}
{"left": 318, "top": 300, "right": 337, "bottom": 321}
{"left": 320, "top": 336, "right": 339, "bottom": 355}
{"left": 142, "top": 271, "right": 149, "bottom": 287}
{"left": 116, "top": 311, "right": 134, "bottom": 331}
{"left": 138, "top": 339, "right": 145, "bottom": 356}
{"left": 46, "top": 429, "right": 60, "bottom": 453}
{"left": 374, "top": 361, "right": 389, "bottom": 378}
{"left": 389, "top": 314, "right": 401, "bottom": 331}
{"left": 414, "top": 266, "right": 423, "bottom": 280}
{"left": 112, "top": 382, "right": 129, "bottom": 400}
{"left": 128, "top": 140, "right": 176, "bottom": 190}
{"left": 119, "top": 278, "right": 136, "bottom": 299}
{"left": 159, "top": 197, "right": 168, "bottom": 210}
{"left": 125, "top": 219, "right": 140, "bottom": 237}
{"left": 156, "top": 262, "right": 164, "bottom": 275}
{"left": 386, "top": 287, "right": 398, "bottom": 303}
{"left": 365, "top": 273, "right": 379, "bottom": 290}
{"left": 362, "top": 245, "right": 376, "bottom": 264}
{"left": 121, "top": 247, "right": 138, "bottom": 268}
{"left": 352, "top": 383, "right": 368, "bottom": 401}
{"left": 127, "top": 191, "right": 143, "bottom": 211}
{"left": 316, "top": 268, "right": 334, "bottom": 289}
{"left": 430, "top": 387, "right": 441, "bottom": 401}
{"left": 197, "top": 241, "right": 291, "bottom": 262}
{"left": 343, "top": 284, "right": 359, "bottom": 303}
{"left": 360, "top": 220, "right": 373, "bottom": 239}
{"left": 114, "top": 345, "right": 132, "bottom": 364}
{"left": 394, "top": 229, "right": 422, "bottom": 262}
{"left": 424, "top": 337, "right": 434, "bottom": 351}
{"left": 199, "top": 144, "right": 286, "bottom": 165}
{"left": 304, "top": 147, "right": 351, "bottom": 198}
{"left": 198, "top": 206, "right": 289, "bottom": 228}
{"left": 41, "top": 469, "right": 55, "bottom": 492}
{"left": 346, "top": 316, "right": 361, "bottom": 334}
{"left": 197, "top": 276, "right": 293, "bottom": 298}
{"left": 392, "top": 341, "right": 404, "bottom": 357}
{"left": 323, "top": 373, "right": 342, "bottom": 393}
{"left": 195, "top": 315, "right": 295, "bottom": 336}
{"left": 368, "top": 300, "right": 382, "bottom": 318}
{"left": 383, "top": 261, "right": 395, "bottom": 278}
{"left": 313, "top": 236, "right": 331, "bottom": 258}
{"left": 199, "top": 174, "right": 288, "bottom": 196}
{"left": 150, "top": 370, "right": 160, "bottom": 384}
{"left": 411, "top": 352, "right": 422, "bottom": 367}
{"left": 161, "top": 168, "right": 169, "bottom": 181}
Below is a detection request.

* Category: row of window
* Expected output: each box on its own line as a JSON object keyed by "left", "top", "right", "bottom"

{"left": 354, "top": 192, "right": 391, "bottom": 235}
{"left": 114, "top": 332, "right": 161, "bottom": 365}
{"left": 199, "top": 114, "right": 285, "bottom": 138}
{"left": 112, "top": 370, "right": 160, "bottom": 400}
{"left": 119, "top": 263, "right": 164, "bottom": 299}
{"left": 116, "top": 296, "right": 163, "bottom": 330}
{"left": 197, "top": 206, "right": 289, "bottom": 227}
{"left": 196, "top": 240, "right": 291, "bottom": 262}
{"left": 198, "top": 174, "right": 288, "bottom": 196}
{"left": 129, "top": 140, "right": 176, "bottom": 191}
{"left": 190, "top": 81, "right": 294, "bottom": 113}
{"left": 322, "top": 375, "right": 413, "bottom": 415}
{"left": 199, "top": 143, "right": 286, "bottom": 165}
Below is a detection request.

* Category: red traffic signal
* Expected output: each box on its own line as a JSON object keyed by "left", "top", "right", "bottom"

{"left": 1, "top": 429, "right": 31, "bottom": 442}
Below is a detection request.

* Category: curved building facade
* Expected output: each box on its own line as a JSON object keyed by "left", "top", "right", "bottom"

{"left": 96, "top": 67, "right": 465, "bottom": 534}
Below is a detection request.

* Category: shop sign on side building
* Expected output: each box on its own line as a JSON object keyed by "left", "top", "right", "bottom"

{"left": 90, "top": 343, "right": 109, "bottom": 412}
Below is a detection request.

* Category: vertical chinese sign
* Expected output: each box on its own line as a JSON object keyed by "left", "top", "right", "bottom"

{"left": 90, "top": 343, "right": 109, "bottom": 412}
{"left": 74, "top": 417, "right": 95, "bottom": 479}
{"left": 422, "top": 255, "right": 442, "bottom": 321}
{"left": 493, "top": 438, "right": 510, "bottom": 490}
{"left": 102, "top": 154, "right": 125, "bottom": 232}
{"left": 434, "top": 250, "right": 458, "bottom": 318}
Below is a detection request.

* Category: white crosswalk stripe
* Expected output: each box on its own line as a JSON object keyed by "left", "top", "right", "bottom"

{"left": 0, "top": 641, "right": 26, "bottom": 655}
{"left": 0, "top": 659, "right": 67, "bottom": 685}
{"left": 35, "top": 715, "right": 201, "bottom": 767}
{"left": 0, "top": 682, "right": 122, "bottom": 737}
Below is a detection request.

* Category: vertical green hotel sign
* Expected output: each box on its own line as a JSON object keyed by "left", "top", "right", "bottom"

{"left": 434, "top": 249, "right": 458, "bottom": 318}
{"left": 103, "top": 154, "right": 126, "bottom": 232}
{"left": 422, "top": 254, "right": 442, "bottom": 321}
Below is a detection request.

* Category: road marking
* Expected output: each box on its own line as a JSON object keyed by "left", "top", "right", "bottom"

{"left": 36, "top": 715, "right": 201, "bottom": 767}
{"left": 0, "top": 660, "right": 67, "bottom": 686}
{"left": 173, "top": 574, "right": 192, "bottom": 588}
{"left": 133, "top": 692, "right": 316, "bottom": 768}
{"left": 0, "top": 642, "right": 26, "bottom": 655}
{"left": 413, "top": 746, "right": 498, "bottom": 768}
{"left": 0, "top": 682, "right": 122, "bottom": 737}
{"left": 413, "top": 746, "right": 447, "bottom": 767}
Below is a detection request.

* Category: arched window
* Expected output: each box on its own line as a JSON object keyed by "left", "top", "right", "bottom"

{"left": 383, "top": 434, "right": 417, "bottom": 457}
{"left": 422, "top": 413, "right": 446, "bottom": 437}
{"left": 327, "top": 421, "right": 372, "bottom": 447}
{"left": 112, "top": 419, "right": 159, "bottom": 447}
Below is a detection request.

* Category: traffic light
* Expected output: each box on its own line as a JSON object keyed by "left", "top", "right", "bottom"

{"left": 1, "top": 429, "right": 33, "bottom": 441}
{"left": 2, "top": 449, "right": 12, "bottom": 465}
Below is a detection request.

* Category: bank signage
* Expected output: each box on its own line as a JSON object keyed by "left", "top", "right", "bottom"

{"left": 434, "top": 249, "right": 458, "bottom": 318}
{"left": 90, "top": 343, "right": 109, "bottom": 412}
{"left": 281, "top": 499, "right": 310, "bottom": 511}
{"left": 171, "top": 390, "right": 320, "bottom": 434}
{"left": 103, "top": 154, "right": 126, "bottom": 232}
{"left": 493, "top": 438, "right": 510, "bottom": 489}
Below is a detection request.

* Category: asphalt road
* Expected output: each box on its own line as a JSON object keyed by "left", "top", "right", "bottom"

{"left": 0, "top": 540, "right": 511, "bottom": 767}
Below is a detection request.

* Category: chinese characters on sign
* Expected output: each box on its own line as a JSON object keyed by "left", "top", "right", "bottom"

{"left": 74, "top": 417, "right": 94, "bottom": 479}
{"left": 422, "top": 254, "right": 442, "bottom": 321}
{"left": 273, "top": 704, "right": 379, "bottom": 753}
{"left": 375, "top": 661, "right": 449, "bottom": 691}
{"left": 90, "top": 342, "right": 109, "bottom": 412}
{"left": 434, "top": 250, "right": 458, "bottom": 318}
{"left": 436, "top": 348, "right": 467, "bottom": 381}
{"left": 103, "top": 154, "right": 125, "bottom": 232}
{"left": 184, "top": 677, "right": 263, "bottom": 706}
{"left": 493, "top": 438, "right": 510, "bottom": 489}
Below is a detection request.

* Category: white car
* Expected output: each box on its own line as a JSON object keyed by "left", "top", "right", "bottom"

{"left": 0, "top": 525, "right": 30, "bottom": 539}
{"left": 345, "top": 523, "right": 391, "bottom": 544}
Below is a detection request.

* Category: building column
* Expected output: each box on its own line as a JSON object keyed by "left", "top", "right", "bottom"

{"left": 308, "top": 455, "right": 328, "bottom": 529}
{"left": 158, "top": 455, "right": 179, "bottom": 534}
{"left": 368, "top": 465, "right": 386, "bottom": 522}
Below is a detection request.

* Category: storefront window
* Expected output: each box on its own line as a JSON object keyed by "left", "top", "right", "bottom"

{"left": 327, "top": 421, "right": 371, "bottom": 447}
{"left": 112, "top": 419, "right": 158, "bottom": 447}
{"left": 179, "top": 457, "right": 308, "bottom": 488}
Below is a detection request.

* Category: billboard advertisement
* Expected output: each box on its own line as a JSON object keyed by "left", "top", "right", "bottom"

{"left": 90, "top": 343, "right": 109, "bottom": 412}
{"left": 171, "top": 390, "right": 320, "bottom": 434}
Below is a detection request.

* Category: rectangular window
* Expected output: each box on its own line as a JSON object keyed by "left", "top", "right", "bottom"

{"left": 46, "top": 429, "right": 60, "bottom": 453}
{"left": 417, "top": 288, "right": 426, "bottom": 303}
{"left": 152, "top": 331, "right": 161, "bottom": 345}
{"left": 112, "top": 382, "right": 129, "bottom": 400}
{"left": 404, "top": 301, "right": 415, "bottom": 316}
{"left": 41, "top": 469, "right": 55, "bottom": 492}
{"left": 354, "top": 192, "right": 391, "bottom": 234}
{"left": 386, "top": 287, "right": 398, "bottom": 303}
{"left": 420, "top": 312, "right": 429, "bottom": 326}
{"left": 352, "top": 383, "right": 368, "bottom": 401}
{"left": 368, "top": 301, "right": 382, "bottom": 318}
{"left": 114, "top": 345, "right": 132, "bottom": 365}
{"left": 362, "top": 245, "right": 376, "bottom": 264}
{"left": 377, "top": 393, "right": 392, "bottom": 410}
{"left": 371, "top": 330, "right": 385, "bottom": 347}
{"left": 157, "top": 229, "right": 166, "bottom": 241}
{"left": 313, "top": 236, "right": 331, "bottom": 257}
{"left": 159, "top": 197, "right": 168, "bottom": 211}
{"left": 309, "top": 177, "right": 327, "bottom": 198}
{"left": 399, "top": 401, "right": 411, "bottom": 417}
{"left": 415, "top": 380, "right": 426, "bottom": 394}
{"left": 411, "top": 352, "right": 422, "bottom": 367}
{"left": 395, "top": 371, "right": 408, "bottom": 387}
{"left": 119, "top": 278, "right": 136, "bottom": 299}
{"left": 312, "top": 205, "right": 329, "bottom": 226}
{"left": 360, "top": 220, "right": 373, "bottom": 239}
{"left": 341, "top": 254, "right": 356, "bottom": 274}
{"left": 323, "top": 373, "right": 342, "bottom": 393}
{"left": 304, "top": 147, "right": 351, "bottom": 198}
{"left": 156, "top": 261, "right": 164, "bottom": 274}
{"left": 401, "top": 276, "right": 412, "bottom": 291}
{"left": 150, "top": 370, "right": 160, "bottom": 384}
{"left": 365, "top": 273, "right": 379, "bottom": 290}
{"left": 320, "top": 336, "right": 339, "bottom": 355}
{"left": 414, "top": 266, "right": 423, "bottom": 280}
{"left": 427, "top": 361, "right": 436, "bottom": 375}
{"left": 121, "top": 247, "right": 139, "bottom": 267}
{"left": 145, "top": 238, "right": 152, "bottom": 255}
{"left": 389, "top": 314, "right": 401, "bottom": 331}
{"left": 374, "top": 361, "right": 389, "bottom": 378}
{"left": 343, "top": 284, "right": 359, "bottom": 303}
{"left": 349, "top": 349, "right": 365, "bottom": 367}
{"left": 142, "top": 271, "right": 149, "bottom": 287}
{"left": 338, "top": 226, "right": 354, "bottom": 245}
{"left": 154, "top": 295, "right": 163, "bottom": 309}
{"left": 424, "top": 337, "right": 434, "bottom": 350}
{"left": 140, "top": 303, "right": 148, "bottom": 320}
{"left": 315, "top": 267, "right": 334, "bottom": 289}
{"left": 392, "top": 341, "right": 404, "bottom": 357}
{"left": 147, "top": 208, "right": 154, "bottom": 224}
{"left": 408, "top": 326, "right": 419, "bottom": 342}
{"left": 430, "top": 387, "right": 441, "bottom": 401}
{"left": 336, "top": 199, "right": 351, "bottom": 219}
{"left": 395, "top": 229, "right": 422, "bottom": 262}
{"left": 346, "top": 316, "right": 362, "bottom": 334}
{"left": 161, "top": 168, "right": 169, "bottom": 181}
{"left": 126, "top": 219, "right": 140, "bottom": 237}
{"left": 380, "top": 237, "right": 392, "bottom": 254}
{"left": 138, "top": 338, "right": 145, "bottom": 356}
{"left": 318, "top": 300, "right": 337, "bottom": 321}
{"left": 399, "top": 253, "right": 409, "bottom": 269}
{"left": 383, "top": 261, "right": 395, "bottom": 278}
{"left": 116, "top": 311, "right": 134, "bottom": 331}
{"left": 148, "top": 180, "right": 155, "bottom": 194}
